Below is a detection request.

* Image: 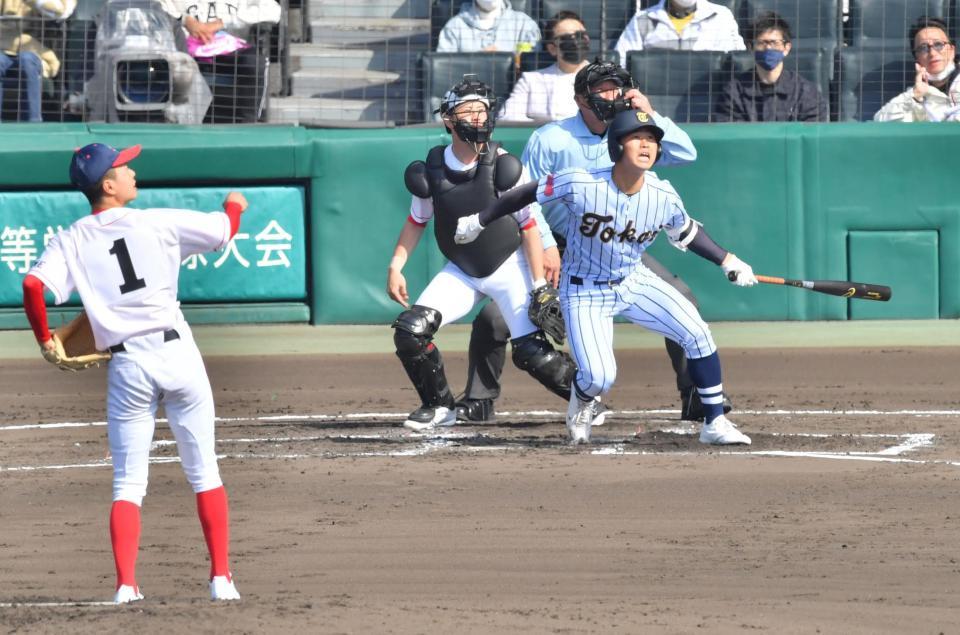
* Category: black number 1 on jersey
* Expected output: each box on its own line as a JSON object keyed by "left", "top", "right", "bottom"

{"left": 109, "top": 238, "right": 146, "bottom": 294}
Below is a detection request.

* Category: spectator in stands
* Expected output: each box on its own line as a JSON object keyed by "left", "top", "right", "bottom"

{"left": 874, "top": 16, "right": 959, "bottom": 122}
{"left": 0, "top": 52, "right": 42, "bottom": 121}
{"left": 615, "top": 0, "right": 744, "bottom": 65}
{"left": 160, "top": 0, "right": 281, "bottom": 123}
{"left": 499, "top": 11, "right": 590, "bottom": 122}
{"left": 0, "top": 0, "right": 76, "bottom": 121}
{"left": 437, "top": 0, "right": 540, "bottom": 54}
{"left": 714, "top": 12, "right": 827, "bottom": 122}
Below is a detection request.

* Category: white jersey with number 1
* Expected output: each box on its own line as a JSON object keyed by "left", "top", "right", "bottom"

{"left": 28, "top": 207, "right": 231, "bottom": 350}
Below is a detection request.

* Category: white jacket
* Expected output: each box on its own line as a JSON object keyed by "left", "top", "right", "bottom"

{"left": 616, "top": 0, "right": 745, "bottom": 66}
{"left": 873, "top": 72, "right": 960, "bottom": 122}
{"left": 498, "top": 63, "right": 580, "bottom": 122}
{"left": 160, "top": 0, "right": 280, "bottom": 38}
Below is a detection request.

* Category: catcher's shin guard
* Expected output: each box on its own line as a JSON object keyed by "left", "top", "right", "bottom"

{"left": 393, "top": 306, "right": 455, "bottom": 409}
{"left": 511, "top": 331, "right": 576, "bottom": 400}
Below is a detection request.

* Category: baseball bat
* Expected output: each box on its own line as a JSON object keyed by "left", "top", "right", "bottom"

{"left": 749, "top": 274, "right": 892, "bottom": 302}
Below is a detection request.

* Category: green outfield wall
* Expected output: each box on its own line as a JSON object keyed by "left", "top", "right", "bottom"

{"left": 0, "top": 122, "right": 957, "bottom": 327}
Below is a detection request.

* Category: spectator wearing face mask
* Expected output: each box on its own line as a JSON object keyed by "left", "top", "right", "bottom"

{"left": 437, "top": 0, "right": 541, "bottom": 53}
{"left": 499, "top": 11, "right": 590, "bottom": 122}
{"left": 874, "top": 16, "right": 960, "bottom": 122}
{"left": 615, "top": 0, "right": 744, "bottom": 66}
{"left": 714, "top": 12, "right": 827, "bottom": 122}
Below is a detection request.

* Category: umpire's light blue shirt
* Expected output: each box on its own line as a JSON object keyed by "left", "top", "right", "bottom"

{"left": 522, "top": 111, "right": 697, "bottom": 249}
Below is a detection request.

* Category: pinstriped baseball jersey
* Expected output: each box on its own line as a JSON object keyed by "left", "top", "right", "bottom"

{"left": 536, "top": 167, "right": 691, "bottom": 281}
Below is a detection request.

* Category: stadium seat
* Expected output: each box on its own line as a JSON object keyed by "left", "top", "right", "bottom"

{"left": 431, "top": 0, "right": 533, "bottom": 50}
{"left": 740, "top": 0, "right": 840, "bottom": 48}
{"left": 420, "top": 52, "right": 517, "bottom": 122}
{"left": 846, "top": 0, "right": 948, "bottom": 50}
{"left": 517, "top": 48, "right": 617, "bottom": 73}
{"left": 834, "top": 47, "right": 914, "bottom": 121}
{"left": 626, "top": 49, "right": 728, "bottom": 122}
{"left": 725, "top": 47, "right": 833, "bottom": 119}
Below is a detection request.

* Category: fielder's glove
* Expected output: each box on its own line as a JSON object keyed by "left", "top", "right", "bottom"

{"left": 721, "top": 254, "right": 758, "bottom": 287}
{"left": 528, "top": 284, "right": 566, "bottom": 345}
{"left": 454, "top": 213, "right": 484, "bottom": 244}
{"left": 41, "top": 312, "right": 112, "bottom": 372}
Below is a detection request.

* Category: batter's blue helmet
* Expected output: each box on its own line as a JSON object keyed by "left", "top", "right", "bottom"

{"left": 607, "top": 109, "right": 665, "bottom": 163}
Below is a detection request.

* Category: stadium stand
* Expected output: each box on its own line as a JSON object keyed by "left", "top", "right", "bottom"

{"left": 430, "top": 0, "right": 532, "bottom": 50}
{"left": 727, "top": 47, "right": 832, "bottom": 118}
{"left": 846, "top": 0, "right": 948, "bottom": 49}
{"left": 834, "top": 47, "right": 914, "bottom": 121}
{"left": 420, "top": 50, "right": 515, "bottom": 122}
{"left": 741, "top": 0, "right": 840, "bottom": 48}
{"left": 627, "top": 49, "right": 731, "bottom": 122}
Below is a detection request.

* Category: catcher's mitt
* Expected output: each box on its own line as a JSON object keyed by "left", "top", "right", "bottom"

{"left": 528, "top": 284, "right": 565, "bottom": 345}
{"left": 41, "top": 311, "right": 112, "bottom": 372}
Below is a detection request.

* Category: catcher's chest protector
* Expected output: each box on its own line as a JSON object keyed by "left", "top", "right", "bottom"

{"left": 425, "top": 143, "right": 522, "bottom": 278}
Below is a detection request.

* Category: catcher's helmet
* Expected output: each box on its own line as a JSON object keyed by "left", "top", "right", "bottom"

{"left": 574, "top": 58, "right": 634, "bottom": 122}
{"left": 607, "top": 109, "right": 664, "bottom": 163}
{"left": 437, "top": 74, "right": 497, "bottom": 145}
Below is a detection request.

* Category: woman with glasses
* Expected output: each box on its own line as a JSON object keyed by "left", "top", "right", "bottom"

{"left": 499, "top": 11, "right": 591, "bottom": 122}
{"left": 875, "top": 16, "right": 959, "bottom": 122}
{"left": 714, "top": 12, "right": 827, "bottom": 122}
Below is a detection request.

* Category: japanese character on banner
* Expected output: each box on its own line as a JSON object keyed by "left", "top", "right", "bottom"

{"left": 214, "top": 232, "right": 250, "bottom": 269}
{"left": 182, "top": 253, "right": 209, "bottom": 270}
{"left": 1, "top": 226, "right": 39, "bottom": 273}
{"left": 43, "top": 226, "right": 64, "bottom": 247}
{"left": 255, "top": 220, "right": 292, "bottom": 268}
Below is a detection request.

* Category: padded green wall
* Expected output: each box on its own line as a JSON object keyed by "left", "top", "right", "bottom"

{"left": 1, "top": 122, "right": 958, "bottom": 326}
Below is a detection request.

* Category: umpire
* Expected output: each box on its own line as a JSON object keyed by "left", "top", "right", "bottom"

{"left": 456, "top": 59, "right": 731, "bottom": 423}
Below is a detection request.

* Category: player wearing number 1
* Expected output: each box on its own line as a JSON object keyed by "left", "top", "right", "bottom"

{"left": 21, "top": 143, "right": 246, "bottom": 603}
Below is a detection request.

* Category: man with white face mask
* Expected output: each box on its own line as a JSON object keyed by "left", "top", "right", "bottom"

{"left": 437, "top": 0, "right": 541, "bottom": 53}
{"left": 615, "top": 0, "right": 745, "bottom": 66}
{"left": 874, "top": 15, "right": 960, "bottom": 122}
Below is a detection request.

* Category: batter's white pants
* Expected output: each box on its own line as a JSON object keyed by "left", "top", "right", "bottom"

{"left": 561, "top": 264, "right": 717, "bottom": 399}
{"left": 106, "top": 322, "right": 222, "bottom": 506}
{"left": 415, "top": 251, "right": 539, "bottom": 338}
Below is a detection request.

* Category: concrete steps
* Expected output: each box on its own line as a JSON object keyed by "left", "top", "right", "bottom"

{"left": 308, "top": 0, "right": 429, "bottom": 19}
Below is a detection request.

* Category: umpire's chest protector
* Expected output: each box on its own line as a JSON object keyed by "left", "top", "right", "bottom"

{"left": 407, "top": 142, "right": 523, "bottom": 278}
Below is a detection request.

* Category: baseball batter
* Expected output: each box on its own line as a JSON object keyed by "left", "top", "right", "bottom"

{"left": 21, "top": 143, "right": 245, "bottom": 603}
{"left": 387, "top": 75, "right": 576, "bottom": 431}
{"left": 456, "top": 58, "right": 728, "bottom": 425}
{"left": 455, "top": 109, "right": 757, "bottom": 445}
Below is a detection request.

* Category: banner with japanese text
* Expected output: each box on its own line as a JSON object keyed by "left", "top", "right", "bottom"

{"left": 0, "top": 186, "right": 306, "bottom": 305}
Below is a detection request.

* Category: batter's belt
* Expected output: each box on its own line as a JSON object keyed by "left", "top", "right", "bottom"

{"left": 568, "top": 276, "right": 624, "bottom": 288}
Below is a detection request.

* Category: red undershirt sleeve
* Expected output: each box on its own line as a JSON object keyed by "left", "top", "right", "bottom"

{"left": 22, "top": 274, "right": 51, "bottom": 343}
{"left": 223, "top": 201, "right": 243, "bottom": 239}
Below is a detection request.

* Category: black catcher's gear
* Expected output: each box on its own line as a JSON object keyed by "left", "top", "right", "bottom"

{"left": 393, "top": 305, "right": 455, "bottom": 409}
{"left": 511, "top": 331, "right": 576, "bottom": 400}
{"left": 437, "top": 74, "right": 497, "bottom": 145}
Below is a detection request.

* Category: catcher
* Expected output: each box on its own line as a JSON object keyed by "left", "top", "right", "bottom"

{"left": 386, "top": 74, "right": 580, "bottom": 432}
{"left": 22, "top": 142, "right": 246, "bottom": 604}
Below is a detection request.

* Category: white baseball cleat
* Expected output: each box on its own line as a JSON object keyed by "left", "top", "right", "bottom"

{"left": 403, "top": 406, "right": 456, "bottom": 432}
{"left": 113, "top": 584, "right": 144, "bottom": 604}
{"left": 699, "top": 415, "right": 751, "bottom": 445}
{"left": 566, "top": 396, "right": 597, "bottom": 445}
{"left": 590, "top": 398, "right": 611, "bottom": 427}
{"left": 210, "top": 575, "right": 241, "bottom": 601}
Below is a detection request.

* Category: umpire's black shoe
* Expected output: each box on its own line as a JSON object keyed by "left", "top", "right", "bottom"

{"left": 680, "top": 389, "right": 733, "bottom": 422}
{"left": 455, "top": 398, "right": 495, "bottom": 422}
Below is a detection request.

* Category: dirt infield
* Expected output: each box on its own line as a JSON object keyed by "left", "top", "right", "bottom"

{"left": 2, "top": 347, "right": 960, "bottom": 633}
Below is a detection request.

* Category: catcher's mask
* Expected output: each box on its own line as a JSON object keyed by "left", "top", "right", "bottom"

{"left": 437, "top": 74, "right": 497, "bottom": 147}
{"left": 574, "top": 58, "right": 635, "bottom": 122}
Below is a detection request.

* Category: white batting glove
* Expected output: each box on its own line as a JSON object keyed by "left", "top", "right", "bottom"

{"left": 454, "top": 213, "right": 484, "bottom": 244}
{"left": 721, "top": 253, "right": 758, "bottom": 287}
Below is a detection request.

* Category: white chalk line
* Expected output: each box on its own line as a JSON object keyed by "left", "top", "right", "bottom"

{"left": 3, "top": 408, "right": 960, "bottom": 432}
{"left": 0, "top": 601, "right": 117, "bottom": 608}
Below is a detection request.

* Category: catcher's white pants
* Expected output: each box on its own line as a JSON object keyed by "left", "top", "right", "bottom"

{"left": 106, "top": 322, "right": 222, "bottom": 506}
{"left": 415, "top": 251, "right": 539, "bottom": 337}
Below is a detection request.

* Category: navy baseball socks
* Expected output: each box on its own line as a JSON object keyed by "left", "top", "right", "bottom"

{"left": 687, "top": 353, "right": 751, "bottom": 445}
